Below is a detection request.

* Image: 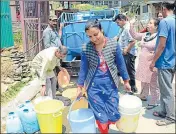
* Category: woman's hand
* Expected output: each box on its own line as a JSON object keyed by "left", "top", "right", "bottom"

{"left": 76, "top": 86, "right": 83, "bottom": 98}
{"left": 40, "top": 85, "right": 46, "bottom": 96}
{"left": 123, "top": 48, "right": 128, "bottom": 55}
{"left": 123, "top": 81, "right": 131, "bottom": 92}
{"left": 149, "top": 61, "right": 155, "bottom": 72}
{"left": 129, "top": 18, "right": 136, "bottom": 25}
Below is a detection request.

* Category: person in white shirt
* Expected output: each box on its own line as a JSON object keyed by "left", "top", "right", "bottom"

{"left": 31, "top": 46, "right": 67, "bottom": 99}
{"left": 113, "top": 14, "right": 138, "bottom": 93}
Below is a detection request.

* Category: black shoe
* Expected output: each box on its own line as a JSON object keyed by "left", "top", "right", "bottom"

{"left": 131, "top": 87, "right": 138, "bottom": 93}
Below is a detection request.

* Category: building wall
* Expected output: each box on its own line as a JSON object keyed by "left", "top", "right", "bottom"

{"left": 89, "top": 0, "right": 120, "bottom": 8}
{"left": 139, "top": 0, "right": 174, "bottom": 21}
{"left": 139, "top": 2, "right": 161, "bottom": 23}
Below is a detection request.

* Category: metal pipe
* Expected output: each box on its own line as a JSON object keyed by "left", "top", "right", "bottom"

{"left": 19, "top": 1, "right": 27, "bottom": 53}
{"left": 18, "top": 37, "right": 43, "bottom": 57}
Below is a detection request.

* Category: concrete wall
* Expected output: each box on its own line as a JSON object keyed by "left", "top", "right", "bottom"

{"left": 139, "top": 3, "right": 158, "bottom": 22}
{"left": 139, "top": 0, "right": 174, "bottom": 21}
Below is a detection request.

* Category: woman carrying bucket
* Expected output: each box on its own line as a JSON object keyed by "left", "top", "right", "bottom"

{"left": 77, "top": 18, "right": 131, "bottom": 133}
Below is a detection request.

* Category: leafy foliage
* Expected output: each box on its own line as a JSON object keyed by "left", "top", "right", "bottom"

{"left": 13, "top": 31, "right": 22, "bottom": 45}
{"left": 51, "top": 1, "right": 62, "bottom": 10}
{"left": 1, "top": 80, "right": 31, "bottom": 106}
{"left": 72, "top": 4, "right": 108, "bottom": 11}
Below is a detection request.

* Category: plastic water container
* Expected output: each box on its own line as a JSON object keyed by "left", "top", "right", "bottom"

{"left": 25, "top": 100, "right": 34, "bottom": 110}
{"left": 16, "top": 100, "right": 34, "bottom": 119}
{"left": 6, "top": 112, "right": 24, "bottom": 133}
{"left": 21, "top": 108, "right": 40, "bottom": 133}
{"left": 17, "top": 103, "right": 27, "bottom": 120}
{"left": 116, "top": 95, "right": 142, "bottom": 133}
{"left": 67, "top": 97, "right": 96, "bottom": 133}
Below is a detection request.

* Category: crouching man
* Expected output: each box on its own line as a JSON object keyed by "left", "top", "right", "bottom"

{"left": 31, "top": 46, "right": 68, "bottom": 99}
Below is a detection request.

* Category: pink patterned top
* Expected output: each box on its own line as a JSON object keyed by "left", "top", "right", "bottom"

{"left": 97, "top": 51, "right": 108, "bottom": 73}
{"left": 129, "top": 25, "right": 158, "bottom": 83}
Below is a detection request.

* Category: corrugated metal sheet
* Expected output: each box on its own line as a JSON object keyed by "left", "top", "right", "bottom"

{"left": 0, "top": 1, "right": 14, "bottom": 49}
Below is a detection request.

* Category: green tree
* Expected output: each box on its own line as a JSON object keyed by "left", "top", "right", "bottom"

{"left": 72, "top": 4, "right": 108, "bottom": 11}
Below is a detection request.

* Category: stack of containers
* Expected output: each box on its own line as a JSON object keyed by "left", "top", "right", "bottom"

{"left": 6, "top": 100, "right": 40, "bottom": 133}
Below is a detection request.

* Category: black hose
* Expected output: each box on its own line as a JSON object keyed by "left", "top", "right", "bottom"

{"left": 18, "top": 37, "right": 43, "bottom": 57}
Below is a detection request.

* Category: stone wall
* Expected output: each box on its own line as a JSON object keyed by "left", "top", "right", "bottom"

{"left": 1, "top": 47, "right": 32, "bottom": 93}
{"left": 10, "top": 47, "right": 32, "bottom": 82}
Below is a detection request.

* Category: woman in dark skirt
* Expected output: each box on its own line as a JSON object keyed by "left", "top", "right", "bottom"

{"left": 77, "top": 19, "right": 131, "bottom": 133}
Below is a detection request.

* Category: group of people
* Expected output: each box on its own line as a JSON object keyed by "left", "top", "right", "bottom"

{"left": 77, "top": 1, "right": 175, "bottom": 133}
{"left": 30, "top": 1, "right": 175, "bottom": 133}
{"left": 31, "top": 15, "right": 68, "bottom": 100}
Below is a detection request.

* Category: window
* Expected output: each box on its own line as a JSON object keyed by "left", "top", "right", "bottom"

{"left": 104, "top": 1, "right": 108, "bottom": 6}
{"left": 143, "top": 5, "right": 148, "bottom": 13}
{"left": 114, "top": 1, "right": 119, "bottom": 5}
{"left": 109, "top": 1, "right": 112, "bottom": 7}
{"left": 95, "top": 1, "right": 102, "bottom": 6}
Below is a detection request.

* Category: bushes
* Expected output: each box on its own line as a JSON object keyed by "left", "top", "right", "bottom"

{"left": 72, "top": 4, "right": 108, "bottom": 11}
{"left": 13, "top": 31, "right": 22, "bottom": 45}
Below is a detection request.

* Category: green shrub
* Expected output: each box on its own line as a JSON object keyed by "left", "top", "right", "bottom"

{"left": 13, "top": 31, "right": 22, "bottom": 45}
{"left": 72, "top": 4, "right": 108, "bottom": 11}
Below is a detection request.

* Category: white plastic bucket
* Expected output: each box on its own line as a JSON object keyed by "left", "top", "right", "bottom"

{"left": 33, "top": 96, "right": 52, "bottom": 105}
{"left": 116, "top": 95, "right": 142, "bottom": 133}
{"left": 67, "top": 97, "right": 96, "bottom": 133}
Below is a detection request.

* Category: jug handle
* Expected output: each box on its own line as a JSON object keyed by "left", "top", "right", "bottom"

{"left": 68, "top": 96, "right": 88, "bottom": 122}
{"left": 53, "top": 111, "right": 62, "bottom": 118}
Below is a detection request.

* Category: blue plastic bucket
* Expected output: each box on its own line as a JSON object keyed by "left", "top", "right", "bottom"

{"left": 67, "top": 97, "right": 96, "bottom": 133}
